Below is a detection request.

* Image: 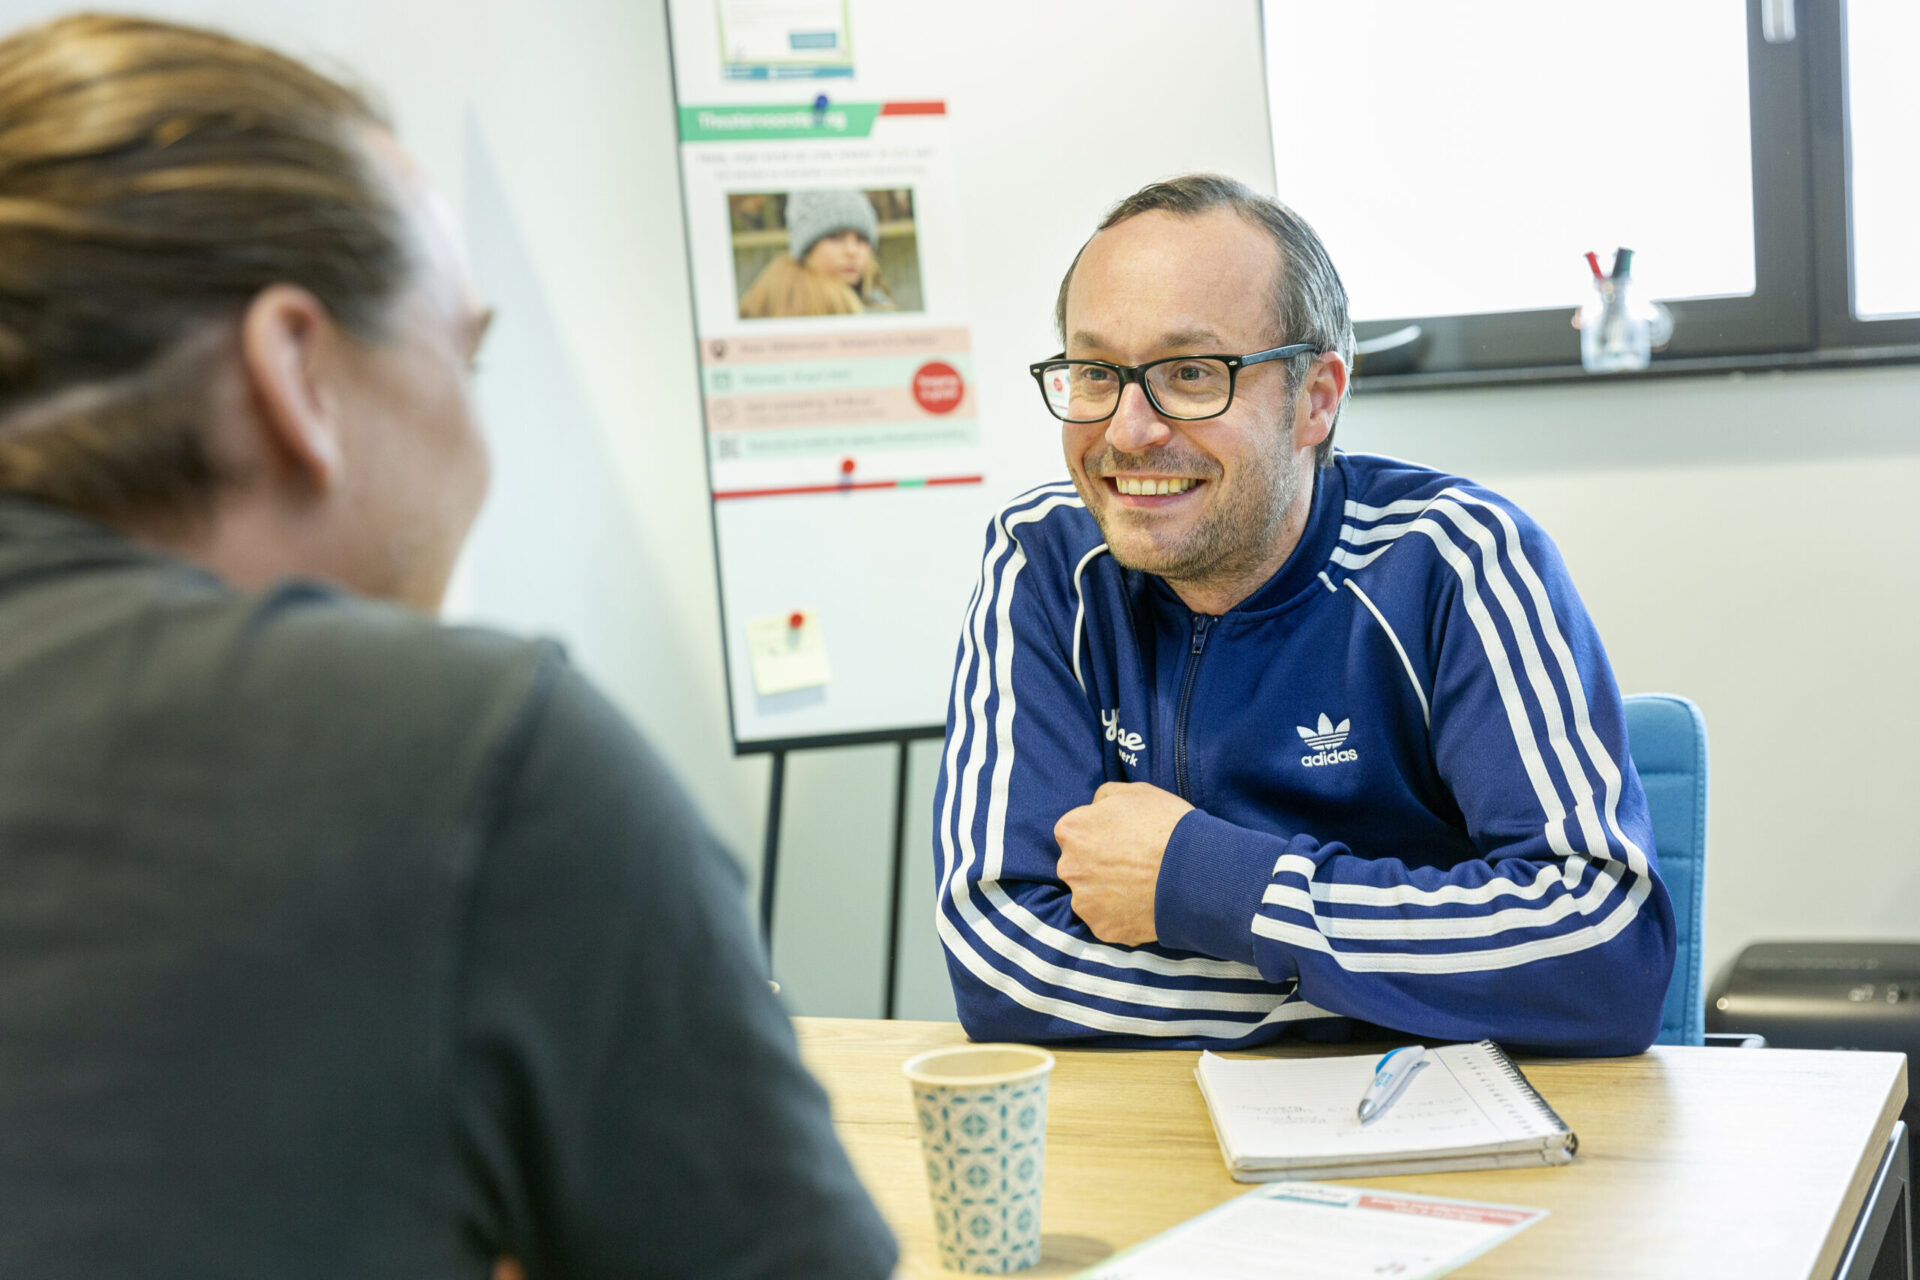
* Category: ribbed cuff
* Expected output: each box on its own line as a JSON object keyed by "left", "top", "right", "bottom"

{"left": 1155, "top": 809, "right": 1289, "bottom": 968}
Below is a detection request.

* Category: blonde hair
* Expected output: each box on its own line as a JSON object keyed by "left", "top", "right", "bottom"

{"left": 738, "top": 253, "right": 860, "bottom": 319}
{"left": 0, "top": 13, "right": 408, "bottom": 523}
{"left": 738, "top": 251, "right": 894, "bottom": 320}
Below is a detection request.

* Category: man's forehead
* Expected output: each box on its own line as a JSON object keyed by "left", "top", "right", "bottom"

{"left": 1089, "top": 207, "right": 1275, "bottom": 269}
{"left": 1066, "top": 209, "right": 1282, "bottom": 349}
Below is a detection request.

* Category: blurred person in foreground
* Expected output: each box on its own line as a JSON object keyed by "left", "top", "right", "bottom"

{"left": 0, "top": 14, "right": 895, "bottom": 1278}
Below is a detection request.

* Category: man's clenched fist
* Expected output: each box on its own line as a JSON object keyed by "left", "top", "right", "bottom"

{"left": 1053, "top": 781, "right": 1194, "bottom": 945}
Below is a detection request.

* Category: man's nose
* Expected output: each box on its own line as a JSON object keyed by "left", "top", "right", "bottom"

{"left": 1105, "top": 381, "right": 1172, "bottom": 453}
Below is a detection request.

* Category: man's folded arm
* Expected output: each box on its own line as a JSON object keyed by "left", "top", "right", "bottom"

{"left": 933, "top": 494, "right": 1333, "bottom": 1049}
{"left": 1155, "top": 808, "right": 1673, "bottom": 1057}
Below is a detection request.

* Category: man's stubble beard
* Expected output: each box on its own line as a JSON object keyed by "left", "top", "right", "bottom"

{"left": 1080, "top": 397, "right": 1300, "bottom": 593}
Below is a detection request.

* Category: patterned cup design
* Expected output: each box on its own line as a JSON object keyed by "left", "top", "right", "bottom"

{"left": 904, "top": 1045, "right": 1054, "bottom": 1274}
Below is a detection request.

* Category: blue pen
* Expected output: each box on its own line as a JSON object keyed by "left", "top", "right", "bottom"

{"left": 1357, "top": 1046, "right": 1427, "bottom": 1124}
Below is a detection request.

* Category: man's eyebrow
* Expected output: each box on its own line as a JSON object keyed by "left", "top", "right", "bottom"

{"left": 1157, "top": 328, "right": 1225, "bottom": 349}
{"left": 1068, "top": 327, "right": 1226, "bottom": 354}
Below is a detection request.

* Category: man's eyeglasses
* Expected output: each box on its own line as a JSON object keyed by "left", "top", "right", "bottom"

{"left": 1028, "top": 344, "right": 1319, "bottom": 424}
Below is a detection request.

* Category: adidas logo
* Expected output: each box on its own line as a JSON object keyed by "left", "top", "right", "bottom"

{"left": 1297, "top": 713, "right": 1358, "bottom": 768}
{"left": 1297, "top": 714, "right": 1350, "bottom": 750}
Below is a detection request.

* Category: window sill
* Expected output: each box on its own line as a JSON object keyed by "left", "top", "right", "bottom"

{"left": 1352, "top": 344, "right": 1920, "bottom": 395}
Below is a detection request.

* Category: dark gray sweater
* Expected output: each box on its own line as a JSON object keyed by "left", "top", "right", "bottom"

{"left": 0, "top": 497, "right": 895, "bottom": 1279}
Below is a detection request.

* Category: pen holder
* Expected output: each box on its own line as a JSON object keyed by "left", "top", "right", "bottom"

{"left": 1578, "top": 276, "right": 1673, "bottom": 373}
{"left": 903, "top": 1044, "right": 1055, "bottom": 1273}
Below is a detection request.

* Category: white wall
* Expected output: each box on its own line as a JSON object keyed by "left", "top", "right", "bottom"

{"left": 7, "top": 0, "right": 1913, "bottom": 1021}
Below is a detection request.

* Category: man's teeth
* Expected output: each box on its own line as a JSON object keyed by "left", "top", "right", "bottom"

{"left": 1115, "top": 477, "right": 1196, "bottom": 496}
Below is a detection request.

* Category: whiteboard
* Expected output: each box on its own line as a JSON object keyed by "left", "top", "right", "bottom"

{"left": 666, "top": 0, "right": 1278, "bottom": 750}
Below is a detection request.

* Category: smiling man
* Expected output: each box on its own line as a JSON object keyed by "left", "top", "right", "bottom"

{"left": 933, "top": 175, "right": 1675, "bottom": 1056}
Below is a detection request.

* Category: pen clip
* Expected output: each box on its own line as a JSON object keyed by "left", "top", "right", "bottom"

{"left": 1374, "top": 1046, "right": 1413, "bottom": 1072}
{"left": 1359, "top": 1046, "right": 1426, "bottom": 1124}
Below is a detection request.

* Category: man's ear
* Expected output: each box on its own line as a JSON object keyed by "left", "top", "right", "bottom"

{"left": 1293, "top": 351, "right": 1349, "bottom": 451}
{"left": 238, "top": 284, "right": 347, "bottom": 492}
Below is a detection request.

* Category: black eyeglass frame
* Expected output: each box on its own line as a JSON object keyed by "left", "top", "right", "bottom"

{"left": 1027, "top": 343, "right": 1321, "bottom": 423}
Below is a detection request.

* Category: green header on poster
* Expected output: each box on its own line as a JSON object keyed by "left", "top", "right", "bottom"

{"left": 679, "top": 103, "right": 880, "bottom": 142}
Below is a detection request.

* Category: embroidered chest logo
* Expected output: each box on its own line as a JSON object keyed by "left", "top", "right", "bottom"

{"left": 1101, "top": 709, "right": 1146, "bottom": 768}
{"left": 1297, "top": 714, "right": 1359, "bottom": 768}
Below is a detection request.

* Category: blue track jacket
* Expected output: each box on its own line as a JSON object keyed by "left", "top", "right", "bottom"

{"left": 933, "top": 452, "right": 1675, "bottom": 1056}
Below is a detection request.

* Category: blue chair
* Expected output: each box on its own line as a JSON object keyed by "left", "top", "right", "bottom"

{"left": 1622, "top": 693, "right": 1709, "bottom": 1047}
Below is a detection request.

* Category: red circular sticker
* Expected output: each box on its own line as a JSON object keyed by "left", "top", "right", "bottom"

{"left": 912, "top": 361, "right": 965, "bottom": 415}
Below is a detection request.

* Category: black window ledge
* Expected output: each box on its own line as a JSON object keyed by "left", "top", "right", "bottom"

{"left": 1354, "top": 343, "right": 1920, "bottom": 395}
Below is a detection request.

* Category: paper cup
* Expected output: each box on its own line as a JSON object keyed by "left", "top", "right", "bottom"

{"left": 903, "top": 1044, "right": 1055, "bottom": 1273}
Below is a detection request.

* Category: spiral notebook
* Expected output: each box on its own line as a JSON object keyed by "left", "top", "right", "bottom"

{"left": 1194, "top": 1040, "right": 1577, "bottom": 1182}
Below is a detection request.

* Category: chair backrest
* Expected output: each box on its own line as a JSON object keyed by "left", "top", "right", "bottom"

{"left": 1622, "top": 693, "right": 1709, "bottom": 1047}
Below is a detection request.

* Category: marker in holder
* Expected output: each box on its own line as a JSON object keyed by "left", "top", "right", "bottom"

{"left": 1578, "top": 247, "right": 1673, "bottom": 374}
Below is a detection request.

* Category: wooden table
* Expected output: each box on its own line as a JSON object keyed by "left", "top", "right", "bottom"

{"left": 797, "top": 1017, "right": 1908, "bottom": 1279}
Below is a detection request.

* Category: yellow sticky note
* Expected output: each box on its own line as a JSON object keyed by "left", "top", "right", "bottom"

{"left": 746, "top": 612, "right": 832, "bottom": 696}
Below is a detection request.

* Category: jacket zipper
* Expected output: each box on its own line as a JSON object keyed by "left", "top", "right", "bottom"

{"left": 1173, "top": 614, "right": 1214, "bottom": 800}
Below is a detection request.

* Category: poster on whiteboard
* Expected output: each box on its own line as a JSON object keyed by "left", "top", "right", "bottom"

{"left": 677, "top": 100, "right": 982, "bottom": 503}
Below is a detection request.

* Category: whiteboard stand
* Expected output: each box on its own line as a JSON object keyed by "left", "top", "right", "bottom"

{"left": 757, "top": 749, "right": 787, "bottom": 945}
{"left": 757, "top": 728, "right": 940, "bottom": 1019}
{"left": 881, "top": 737, "right": 914, "bottom": 1021}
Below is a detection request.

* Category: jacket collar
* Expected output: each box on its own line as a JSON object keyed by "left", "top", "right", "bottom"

{"left": 1143, "top": 453, "right": 1350, "bottom": 619}
{"left": 0, "top": 496, "right": 168, "bottom": 583}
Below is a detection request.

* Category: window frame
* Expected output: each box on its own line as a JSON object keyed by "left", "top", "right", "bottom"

{"left": 1805, "top": 0, "right": 1920, "bottom": 350}
{"left": 1277, "top": 0, "right": 1920, "bottom": 384}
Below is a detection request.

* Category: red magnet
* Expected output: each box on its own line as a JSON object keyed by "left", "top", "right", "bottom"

{"left": 840, "top": 457, "right": 856, "bottom": 475}
{"left": 788, "top": 611, "right": 805, "bottom": 630}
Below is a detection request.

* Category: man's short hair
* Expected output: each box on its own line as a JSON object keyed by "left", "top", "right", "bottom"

{"left": 1054, "top": 174, "right": 1355, "bottom": 467}
{"left": 0, "top": 14, "right": 411, "bottom": 525}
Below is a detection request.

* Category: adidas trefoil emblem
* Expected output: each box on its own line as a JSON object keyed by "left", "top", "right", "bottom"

{"left": 1297, "top": 713, "right": 1358, "bottom": 768}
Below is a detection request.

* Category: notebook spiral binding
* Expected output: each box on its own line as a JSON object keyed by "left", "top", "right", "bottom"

{"left": 1476, "top": 1040, "right": 1579, "bottom": 1156}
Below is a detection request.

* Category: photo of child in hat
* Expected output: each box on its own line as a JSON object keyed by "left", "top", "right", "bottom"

{"left": 730, "top": 188, "right": 921, "bottom": 319}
